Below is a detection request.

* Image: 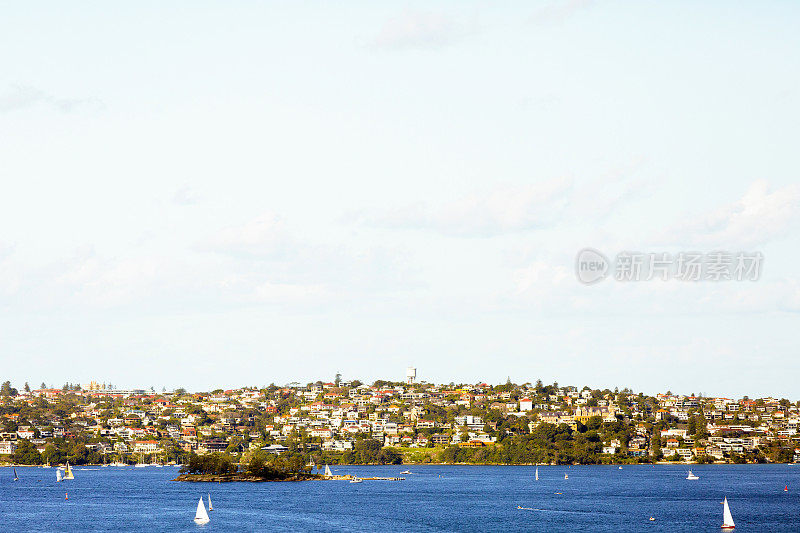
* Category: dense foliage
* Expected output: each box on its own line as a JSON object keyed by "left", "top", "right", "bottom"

{"left": 180, "top": 452, "right": 238, "bottom": 475}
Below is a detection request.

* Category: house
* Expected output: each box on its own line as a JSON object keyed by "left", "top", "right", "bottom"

{"left": 261, "top": 444, "right": 288, "bottom": 454}
{"left": 197, "top": 439, "right": 228, "bottom": 454}
{"left": 519, "top": 398, "right": 533, "bottom": 411}
{"left": 0, "top": 441, "right": 17, "bottom": 455}
{"left": 133, "top": 440, "right": 159, "bottom": 454}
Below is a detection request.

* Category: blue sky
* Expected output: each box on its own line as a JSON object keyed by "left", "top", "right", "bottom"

{"left": 1, "top": 1, "right": 799, "bottom": 396}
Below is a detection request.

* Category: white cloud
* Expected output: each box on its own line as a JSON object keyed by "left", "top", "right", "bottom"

{"left": 172, "top": 185, "right": 200, "bottom": 206}
{"left": 0, "top": 84, "right": 102, "bottom": 113}
{"left": 659, "top": 180, "right": 800, "bottom": 248}
{"left": 348, "top": 177, "right": 573, "bottom": 236}
{"left": 372, "top": 10, "right": 474, "bottom": 50}
{"left": 530, "top": 0, "right": 594, "bottom": 26}
{"left": 197, "top": 213, "right": 289, "bottom": 259}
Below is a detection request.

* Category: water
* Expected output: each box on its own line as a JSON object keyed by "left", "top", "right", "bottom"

{"left": 2, "top": 464, "right": 798, "bottom": 532}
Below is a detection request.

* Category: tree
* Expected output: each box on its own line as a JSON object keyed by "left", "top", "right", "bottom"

{"left": 1, "top": 381, "right": 17, "bottom": 396}
{"left": 24, "top": 382, "right": 30, "bottom": 393}
{"left": 180, "top": 453, "right": 238, "bottom": 475}
{"left": 12, "top": 440, "right": 42, "bottom": 465}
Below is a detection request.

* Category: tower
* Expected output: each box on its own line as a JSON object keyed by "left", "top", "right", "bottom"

{"left": 406, "top": 366, "right": 416, "bottom": 385}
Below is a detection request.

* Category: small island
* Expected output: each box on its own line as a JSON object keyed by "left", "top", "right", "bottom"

{"left": 174, "top": 451, "right": 320, "bottom": 482}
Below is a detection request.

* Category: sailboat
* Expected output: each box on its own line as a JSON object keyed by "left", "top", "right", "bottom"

{"left": 208, "top": 493, "right": 213, "bottom": 511}
{"left": 194, "top": 497, "right": 210, "bottom": 523}
{"left": 56, "top": 469, "right": 63, "bottom": 482}
{"left": 324, "top": 464, "right": 333, "bottom": 477}
{"left": 564, "top": 473, "right": 568, "bottom": 480}
{"left": 42, "top": 462, "right": 52, "bottom": 469}
{"left": 721, "top": 497, "right": 735, "bottom": 529}
{"left": 535, "top": 467, "right": 539, "bottom": 481}
{"left": 350, "top": 477, "right": 363, "bottom": 483}
{"left": 687, "top": 470, "right": 699, "bottom": 480}
{"left": 63, "top": 463, "right": 74, "bottom": 480}
{"left": 13, "top": 468, "right": 19, "bottom": 481}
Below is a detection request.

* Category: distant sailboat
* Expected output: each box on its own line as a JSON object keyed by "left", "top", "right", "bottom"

{"left": 56, "top": 469, "right": 63, "bottom": 482}
{"left": 42, "top": 462, "right": 51, "bottom": 469}
{"left": 350, "top": 477, "right": 363, "bottom": 483}
{"left": 687, "top": 470, "right": 699, "bottom": 480}
{"left": 63, "top": 463, "right": 74, "bottom": 480}
{"left": 324, "top": 464, "right": 332, "bottom": 477}
{"left": 721, "top": 497, "right": 735, "bottom": 529}
{"left": 564, "top": 473, "right": 568, "bottom": 480}
{"left": 194, "top": 497, "right": 210, "bottom": 523}
{"left": 535, "top": 467, "right": 539, "bottom": 481}
{"left": 13, "top": 468, "right": 19, "bottom": 481}
{"left": 208, "top": 493, "right": 213, "bottom": 511}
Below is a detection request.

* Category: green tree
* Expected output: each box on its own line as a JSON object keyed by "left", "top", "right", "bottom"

{"left": 1, "top": 381, "right": 18, "bottom": 396}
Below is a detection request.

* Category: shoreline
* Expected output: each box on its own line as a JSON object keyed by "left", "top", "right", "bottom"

{"left": 173, "top": 473, "right": 320, "bottom": 482}
{"left": 3, "top": 461, "right": 787, "bottom": 468}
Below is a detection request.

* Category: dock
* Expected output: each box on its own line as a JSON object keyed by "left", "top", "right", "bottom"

{"left": 322, "top": 475, "right": 405, "bottom": 481}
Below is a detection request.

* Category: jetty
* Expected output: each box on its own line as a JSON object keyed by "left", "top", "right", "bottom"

{"left": 321, "top": 475, "right": 405, "bottom": 481}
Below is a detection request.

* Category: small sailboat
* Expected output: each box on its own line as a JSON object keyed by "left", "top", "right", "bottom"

{"left": 324, "top": 464, "right": 333, "bottom": 477}
{"left": 400, "top": 470, "right": 412, "bottom": 475}
{"left": 42, "top": 462, "right": 51, "bottom": 469}
{"left": 687, "top": 470, "right": 699, "bottom": 480}
{"left": 350, "top": 477, "right": 363, "bottom": 483}
{"left": 194, "top": 497, "right": 210, "bottom": 523}
{"left": 56, "top": 469, "right": 63, "bottom": 482}
{"left": 535, "top": 467, "right": 539, "bottom": 481}
{"left": 721, "top": 497, "right": 735, "bottom": 529}
{"left": 564, "top": 473, "right": 568, "bottom": 480}
{"left": 208, "top": 493, "right": 213, "bottom": 511}
{"left": 784, "top": 485, "right": 788, "bottom": 492}
{"left": 13, "top": 468, "right": 19, "bottom": 481}
{"left": 63, "top": 463, "right": 74, "bottom": 480}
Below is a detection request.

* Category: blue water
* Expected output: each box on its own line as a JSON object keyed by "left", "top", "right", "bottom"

{"left": 1, "top": 464, "right": 798, "bottom": 532}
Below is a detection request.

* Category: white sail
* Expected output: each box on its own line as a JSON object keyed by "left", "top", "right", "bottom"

{"left": 56, "top": 469, "right": 63, "bottom": 482}
{"left": 722, "top": 497, "right": 735, "bottom": 528}
{"left": 535, "top": 467, "right": 538, "bottom": 481}
{"left": 195, "top": 497, "right": 210, "bottom": 522}
{"left": 324, "top": 464, "right": 332, "bottom": 477}
{"left": 208, "top": 493, "right": 213, "bottom": 511}
{"left": 63, "top": 462, "right": 74, "bottom": 480}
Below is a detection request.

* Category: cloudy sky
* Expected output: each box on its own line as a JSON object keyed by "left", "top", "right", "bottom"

{"left": 1, "top": 1, "right": 799, "bottom": 396}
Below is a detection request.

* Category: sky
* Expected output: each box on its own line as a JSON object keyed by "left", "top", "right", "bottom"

{"left": 0, "top": 1, "right": 799, "bottom": 397}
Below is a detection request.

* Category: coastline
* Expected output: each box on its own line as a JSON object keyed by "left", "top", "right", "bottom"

{"left": 173, "top": 472, "right": 320, "bottom": 482}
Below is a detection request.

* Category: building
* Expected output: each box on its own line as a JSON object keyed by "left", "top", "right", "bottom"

{"left": 133, "top": 440, "right": 159, "bottom": 454}
{"left": 406, "top": 367, "right": 416, "bottom": 385}
{"left": 0, "top": 441, "right": 17, "bottom": 455}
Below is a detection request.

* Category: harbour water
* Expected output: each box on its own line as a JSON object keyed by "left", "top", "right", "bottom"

{"left": 2, "top": 464, "right": 798, "bottom": 531}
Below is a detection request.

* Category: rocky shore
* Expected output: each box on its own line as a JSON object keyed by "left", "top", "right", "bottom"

{"left": 173, "top": 472, "right": 320, "bottom": 482}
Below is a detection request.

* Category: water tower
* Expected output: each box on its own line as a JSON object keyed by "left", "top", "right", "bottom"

{"left": 406, "top": 366, "right": 416, "bottom": 385}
